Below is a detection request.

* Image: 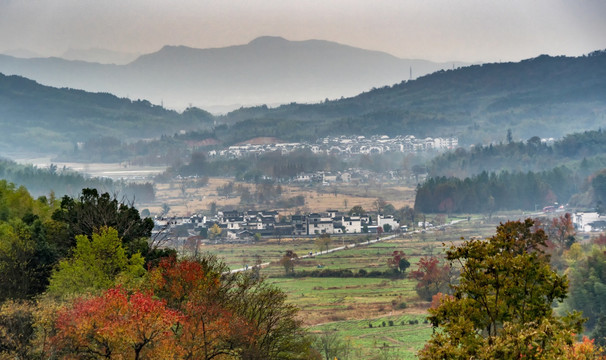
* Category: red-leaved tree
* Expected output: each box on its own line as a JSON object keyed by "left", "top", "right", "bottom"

{"left": 52, "top": 287, "right": 182, "bottom": 359}
{"left": 148, "top": 257, "right": 255, "bottom": 360}
{"left": 410, "top": 256, "right": 453, "bottom": 301}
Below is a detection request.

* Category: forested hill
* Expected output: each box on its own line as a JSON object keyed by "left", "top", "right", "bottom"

{"left": 218, "top": 50, "right": 606, "bottom": 146}
{"left": 0, "top": 73, "right": 213, "bottom": 153}
{"left": 428, "top": 129, "right": 606, "bottom": 178}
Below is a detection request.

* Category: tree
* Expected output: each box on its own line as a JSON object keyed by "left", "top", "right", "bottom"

{"left": 51, "top": 188, "right": 154, "bottom": 258}
{"left": 0, "top": 300, "right": 35, "bottom": 358}
{"left": 315, "top": 233, "right": 331, "bottom": 253}
{"left": 376, "top": 226, "right": 383, "bottom": 237}
{"left": 592, "top": 315, "right": 606, "bottom": 347}
{"left": 567, "top": 243, "right": 606, "bottom": 330}
{"left": 0, "top": 221, "right": 37, "bottom": 302}
{"left": 546, "top": 213, "right": 576, "bottom": 251}
{"left": 0, "top": 182, "right": 63, "bottom": 301}
{"left": 387, "top": 251, "right": 410, "bottom": 274}
{"left": 51, "top": 287, "right": 181, "bottom": 359}
{"left": 382, "top": 224, "right": 392, "bottom": 233}
{"left": 149, "top": 256, "right": 312, "bottom": 359}
{"left": 593, "top": 172, "right": 606, "bottom": 213}
{"left": 313, "top": 330, "right": 351, "bottom": 360}
{"left": 348, "top": 205, "right": 366, "bottom": 216}
{"left": 409, "top": 256, "right": 452, "bottom": 301}
{"left": 47, "top": 227, "right": 145, "bottom": 297}
{"left": 280, "top": 250, "right": 298, "bottom": 275}
{"left": 148, "top": 257, "right": 250, "bottom": 359}
{"left": 399, "top": 206, "right": 419, "bottom": 230}
{"left": 161, "top": 203, "right": 170, "bottom": 216}
{"left": 209, "top": 223, "right": 222, "bottom": 240}
{"left": 419, "top": 219, "right": 584, "bottom": 359}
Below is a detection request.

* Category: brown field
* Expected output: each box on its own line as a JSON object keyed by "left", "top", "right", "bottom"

{"left": 145, "top": 177, "right": 415, "bottom": 216}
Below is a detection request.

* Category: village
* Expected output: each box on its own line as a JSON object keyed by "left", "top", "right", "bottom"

{"left": 153, "top": 204, "right": 606, "bottom": 250}
{"left": 208, "top": 134, "right": 459, "bottom": 158}
{"left": 153, "top": 207, "right": 408, "bottom": 248}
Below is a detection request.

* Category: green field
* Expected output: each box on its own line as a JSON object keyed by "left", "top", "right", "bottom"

{"left": 310, "top": 315, "right": 432, "bottom": 360}
{"left": 200, "top": 217, "right": 500, "bottom": 359}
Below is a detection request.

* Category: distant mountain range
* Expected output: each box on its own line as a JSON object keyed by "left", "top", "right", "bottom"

{"left": 61, "top": 48, "right": 140, "bottom": 65}
{"left": 0, "top": 36, "right": 466, "bottom": 112}
{"left": 214, "top": 50, "right": 606, "bottom": 146}
{"left": 1, "top": 49, "right": 605, "bottom": 159}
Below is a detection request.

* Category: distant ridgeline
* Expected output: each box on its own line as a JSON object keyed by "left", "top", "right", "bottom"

{"left": 0, "top": 158, "right": 154, "bottom": 203}
{"left": 415, "top": 129, "right": 606, "bottom": 213}
{"left": 2, "top": 50, "right": 606, "bottom": 159}
{"left": 216, "top": 50, "right": 606, "bottom": 146}
{"left": 0, "top": 73, "right": 213, "bottom": 154}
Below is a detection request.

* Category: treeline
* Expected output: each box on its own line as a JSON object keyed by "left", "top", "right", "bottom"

{"left": 415, "top": 167, "right": 579, "bottom": 213}
{"left": 216, "top": 181, "right": 306, "bottom": 208}
{"left": 0, "top": 158, "right": 154, "bottom": 203}
{"left": 172, "top": 149, "right": 348, "bottom": 180}
{"left": 429, "top": 129, "right": 606, "bottom": 178}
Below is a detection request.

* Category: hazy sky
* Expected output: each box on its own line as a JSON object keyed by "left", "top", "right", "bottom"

{"left": 1, "top": 0, "right": 605, "bottom": 62}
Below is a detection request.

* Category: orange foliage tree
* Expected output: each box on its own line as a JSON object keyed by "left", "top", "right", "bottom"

{"left": 52, "top": 287, "right": 181, "bottom": 359}
{"left": 148, "top": 257, "right": 255, "bottom": 359}
{"left": 50, "top": 256, "right": 312, "bottom": 359}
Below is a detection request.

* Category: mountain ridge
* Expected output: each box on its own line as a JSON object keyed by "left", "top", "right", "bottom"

{"left": 0, "top": 37, "right": 467, "bottom": 112}
{"left": 1, "top": 50, "right": 604, "bottom": 159}
{"left": 216, "top": 50, "right": 606, "bottom": 145}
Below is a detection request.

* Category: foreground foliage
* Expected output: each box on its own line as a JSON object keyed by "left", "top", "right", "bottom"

{"left": 47, "top": 256, "right": 315, "bottom": 359}
{"left": 419, "top": 219, "right": 585, "bottom": 359}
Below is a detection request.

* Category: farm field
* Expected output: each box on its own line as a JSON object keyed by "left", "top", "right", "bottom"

{"left": 147, "top": 177, "right": 416, "bottom": 216}
{"left": 199, "top": 218, "right": 500, "bottom": 359}
{"left": 310, "top": 314, "right": 432, "bottom": 360}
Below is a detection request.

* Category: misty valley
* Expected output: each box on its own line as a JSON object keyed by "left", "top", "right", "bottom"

{"left": 1, "top": 42, "right": 606, "bottom": 359}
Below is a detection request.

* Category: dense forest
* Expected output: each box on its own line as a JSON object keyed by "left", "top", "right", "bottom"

{"left": 416, "top": 129, "right": 606, "bottom": 213}
{"left": 429, "top": 129, "right": 606, "bottom": 178}
{"left": 414, "top": 168, "right": 579, "bottom": 213}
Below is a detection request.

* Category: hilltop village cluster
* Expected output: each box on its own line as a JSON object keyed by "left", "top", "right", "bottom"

{"left": 153, "top": 209, "right": 407, "bottom": 246}
{"left": 208, "top": 135, "right": 458, "bottom": 158}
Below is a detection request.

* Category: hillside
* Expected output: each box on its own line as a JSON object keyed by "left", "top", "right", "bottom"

{"left": 3, "top": 50, "right": 606, "bottom": 160}
{"left": 0, "top": 37, "right": 464, "bottom": 112}
{"left": 217, "top": 50, "right": 606, "bottom": 145}
{"left": 0, "top": 73, "right": 212, "bottom": 154}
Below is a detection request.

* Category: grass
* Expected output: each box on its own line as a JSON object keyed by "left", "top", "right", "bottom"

{"left": 195, "top": 217, "right": 501, "bottom": 359}
{"left": 310, "top": 314, "right": 432, "bottom": 359}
